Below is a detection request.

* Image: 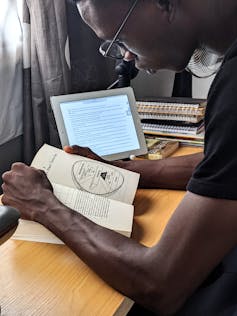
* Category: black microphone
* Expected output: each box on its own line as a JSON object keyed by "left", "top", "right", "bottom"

{"left": 107, "top": 60, "right": 139, "bottom": 89}
{"left": 115, "top": 59, "right": 139, "bottom": 88}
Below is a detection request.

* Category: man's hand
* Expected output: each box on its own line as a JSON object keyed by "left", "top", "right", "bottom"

{"left": 64, "top": 146, "right": 204, "bottom": 189}
{"left": 2, "top": 163, "right": 53, "bottom": 221}
{"left": 64, "top": 145, "right": 107, "bottom": 163}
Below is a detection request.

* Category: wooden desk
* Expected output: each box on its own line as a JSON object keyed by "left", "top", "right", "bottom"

{"left": 0, "top": 147, "right": 202, "bottom": 316}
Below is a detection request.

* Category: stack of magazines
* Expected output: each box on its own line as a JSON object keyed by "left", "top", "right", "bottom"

{"left": 136, "top": 97, "right": 206, "bottom": 147}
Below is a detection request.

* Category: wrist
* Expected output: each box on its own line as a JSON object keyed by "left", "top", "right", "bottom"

{"left": 33, "top": 189, "right": 58, "bottom": 224}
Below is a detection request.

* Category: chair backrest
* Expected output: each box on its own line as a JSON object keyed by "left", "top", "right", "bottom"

{"left": 0, "top": 206, "right": 20, "bottom": 245}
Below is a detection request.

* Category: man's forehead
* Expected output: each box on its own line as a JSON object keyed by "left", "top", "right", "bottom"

{"left": 77, "top": 0, "right": 132, "bottom": 39}
{"left": 77, "top": 0, "right": 131, "bottom": 19}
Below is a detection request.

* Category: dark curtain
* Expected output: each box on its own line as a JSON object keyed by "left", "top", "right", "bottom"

{"left": 22, "top": 0, "right": 70, "bottom": 164}
{"left": 22, "top": 0, "right": 116, "bottom": 164}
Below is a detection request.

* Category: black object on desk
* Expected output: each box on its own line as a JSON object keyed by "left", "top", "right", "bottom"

{"left": 0, "top": 206, "right": 20, "bottom": 245}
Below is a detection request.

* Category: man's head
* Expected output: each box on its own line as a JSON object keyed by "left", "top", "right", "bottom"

{"left": 74, "top": 0, "right": 202, "bottom": 72}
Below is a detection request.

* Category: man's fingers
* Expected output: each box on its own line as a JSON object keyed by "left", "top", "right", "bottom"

{"left": 2, "top": 163, "right": 29, "bottom": 183}
{"left": 64, "top": 145, "right": 92, "bottom": 156}
{"left": 1, "top": 183, "right": 8, "bottom": 193}
{"left": 2, "top": 170, "right": 16, "bottom": 184}
{"left": 1, "top": 193, "right": 10, "bottom": 206}
{"left": 11, "top": 162, "right": 28, "bottom": 170}
{"left": 63, "top": 145, "right": 105, "bottom": 163}
{"left": 2, "top": 170, "right": 11, "bottom": 181}
{"left": 63, "top": 145, "right": 74, "bottom": 154}
{"left": 64, "top": 145, "right": 85, "bottom": 155}
{"left": 1, "top": 193, "right": 15, "bottom": 208}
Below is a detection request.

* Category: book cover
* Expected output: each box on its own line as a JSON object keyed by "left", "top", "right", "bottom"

{"left": 134, "top": 139, "right": 179, "bottom": 160}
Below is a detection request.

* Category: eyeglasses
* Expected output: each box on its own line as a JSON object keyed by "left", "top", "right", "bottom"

{"left": 99, "top": 0, "right": 139, "bottom": 59}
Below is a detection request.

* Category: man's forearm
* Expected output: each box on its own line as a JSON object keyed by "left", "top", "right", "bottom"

{"left": 115, "top": 152, "right": 203, "bottom": 190}
{"left": 35, "top": 194, "right": 163, "bottom": 313}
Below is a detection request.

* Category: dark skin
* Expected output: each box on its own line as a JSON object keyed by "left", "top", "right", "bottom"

{"left": 3, "top": 0, "right": 237, "bottom": 314}
{"left": 64, "top": 146, "right": 203, "bottom": 190}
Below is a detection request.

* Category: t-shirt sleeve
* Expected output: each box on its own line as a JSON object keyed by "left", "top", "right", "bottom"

{"left": 187, "top": 55, "right": 237, "bottom": 200}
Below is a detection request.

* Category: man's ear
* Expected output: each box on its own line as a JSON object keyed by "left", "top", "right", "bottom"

{"left": 155, "top": 0, "right": 177, "bottom": 22}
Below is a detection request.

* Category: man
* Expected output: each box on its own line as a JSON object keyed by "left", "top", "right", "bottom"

{"left": 2, "top": 0, "right": 237, "bottom": 314}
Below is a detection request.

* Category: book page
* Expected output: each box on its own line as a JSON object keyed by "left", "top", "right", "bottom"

{"left": 31, "top": 144, "right": 140, "bottom": 205}
{"left": 53, "top": 183, "right": 134, "bottom": 235}
{"left": 13, "top": 183, "right": 134, "bottom": 244}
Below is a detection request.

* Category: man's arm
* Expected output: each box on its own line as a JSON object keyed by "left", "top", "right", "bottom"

{"left": 64, "top": 146, "right": 203, "bottom": 190}
{"left": 119, "top": 152, "right": 203, "bottom": 189}
{"left": 2, "top": 163, "right": 237, "bottom": 315}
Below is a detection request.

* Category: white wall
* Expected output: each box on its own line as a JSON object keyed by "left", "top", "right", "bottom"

{"left": 132, "top": 70, "right": 175, "bottom": 99}
{"left": 192, "top": 75, "right": 215, "bottom": 99}
{"left": 132, "top": 69, "right": 214, "bottom": 100}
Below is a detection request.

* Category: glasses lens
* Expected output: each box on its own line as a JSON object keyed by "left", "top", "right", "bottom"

{"left": 100, "top": 41, "right": 125, "bottom": 59}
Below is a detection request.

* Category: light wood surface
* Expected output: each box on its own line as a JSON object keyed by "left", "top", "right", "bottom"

{"left": 0, "top": 146, "right": 202, "bottom": 316}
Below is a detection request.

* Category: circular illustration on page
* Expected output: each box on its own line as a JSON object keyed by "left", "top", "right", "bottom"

{"left": 72, "top": 161, "right": 124, "bottom": 195}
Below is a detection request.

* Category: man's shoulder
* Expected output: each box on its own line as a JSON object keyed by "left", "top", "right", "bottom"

{"left": 207, "top": 39, "right": 237, "bottom": 99}
{"left": 223, "top": 38, "right": 237, "bottom": 63}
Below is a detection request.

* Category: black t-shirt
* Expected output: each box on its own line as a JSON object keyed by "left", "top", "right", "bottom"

{"left": 187, "top": 39, "right": 237, "bottom": 200}
{"left": 129, "top": 42, "right": 237, "bottom": 316}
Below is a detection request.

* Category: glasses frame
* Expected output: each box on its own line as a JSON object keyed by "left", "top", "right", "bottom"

{"left": 99, "top": 0, "right": 139, "bottom": 59}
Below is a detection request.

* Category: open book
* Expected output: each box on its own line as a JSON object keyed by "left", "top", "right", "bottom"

{"left": 12, "top": 144, "right": 140, "bottom": 244}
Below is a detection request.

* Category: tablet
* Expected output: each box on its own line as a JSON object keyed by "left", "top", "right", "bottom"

{"left": 50, "top": 87, "right": 147, "bottom": 161}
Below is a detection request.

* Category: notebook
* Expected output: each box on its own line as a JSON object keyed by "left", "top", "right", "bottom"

{"left": 136, "top": 97, "right": 206, "bottom": 117}
{"left": 136, "top": 97, "right": 206, "bottom": 140}
{"left": 141, "top": 121, "right": 204, "bottom": 136}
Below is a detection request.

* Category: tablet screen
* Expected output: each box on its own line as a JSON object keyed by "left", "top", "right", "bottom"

{"left": 51, "top": 87, "right": 147, "bottom": 160}
{"left": 60, "top": 94, "right": 140, "bottom": 157}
